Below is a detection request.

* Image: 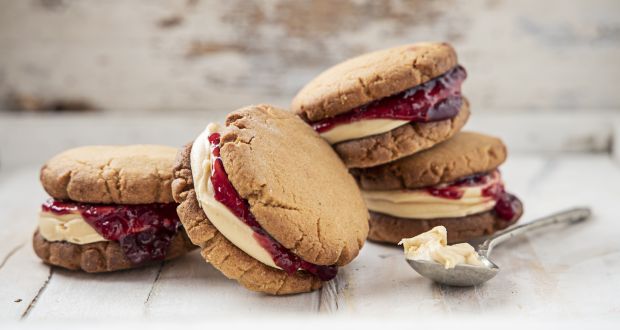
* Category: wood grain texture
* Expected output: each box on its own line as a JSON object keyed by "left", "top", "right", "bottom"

{"left": 0, "top": 0, "right": 619, "bottom": 114}
{"left": 1, "top": 155, "right": 619, "bottom": 320}
{"left": 1, "top": 112, "right": 618, "bottom": 172}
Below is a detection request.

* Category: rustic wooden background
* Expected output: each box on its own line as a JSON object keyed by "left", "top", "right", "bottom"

{"left": 1, "top": 1, "right": 620, "bottom": 325}
{"left": 1, "top": 0, "right": 619, "bottom": 116}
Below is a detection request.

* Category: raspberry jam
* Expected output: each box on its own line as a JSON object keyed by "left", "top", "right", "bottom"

{"left": 208, "top": 133, "right": 337, "bottom": 281}
{"left": 310, "top": 65, "right": 467, "bottom": 134}
{"left": 425, "top": 171, "right": 521, "bottom": 222}
{"left": 42, "top": 200, "right": 181, "bottom": 264}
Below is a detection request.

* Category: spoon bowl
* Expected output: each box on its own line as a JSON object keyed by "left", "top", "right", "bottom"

{"left": 405, "top": 207, "right": 591, "bottom": 286}
{"left": 407, "top": 256, "right": 498, "bottom": 287}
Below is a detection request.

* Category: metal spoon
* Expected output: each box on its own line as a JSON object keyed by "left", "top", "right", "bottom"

{"left": 406, "top": 207, "right": 591, "bottom": 286}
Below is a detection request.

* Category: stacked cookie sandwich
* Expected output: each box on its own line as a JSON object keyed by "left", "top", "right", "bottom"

{"left": 355, "top": 132, "right": 523, "bottom": 243}
{"left": 292, "top": 42, "right": 469, "bottom": 168}
{"left": 34, "top": 145, "right": 195, "bottom": 272}
{"left": 293, "top": 42, "right": 523, "bottom": 244}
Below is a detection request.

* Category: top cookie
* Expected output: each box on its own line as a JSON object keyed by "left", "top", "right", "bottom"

{"left": 219, "top": 105, "right": 368, "bottom": 266}
{"left": 41, "top": 145, "right": 177, "bottom": 204}
{"left": 353, "top": 132, "right": 507, "bottom": 190}
{"left": 291, "top": 42, "right": 457, "bottom": 121}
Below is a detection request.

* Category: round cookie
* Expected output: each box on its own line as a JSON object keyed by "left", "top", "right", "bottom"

{"left": 35, "top": 145, "right": 195, "bottom": 272}
{"left": 41, "top": 145, "right": 177, "bottom": 204}
{"left": 33, "top": 230, "right": 195, "bottom": 273}
{"left": 353, "top": 132, "right": 522, "bottom": 245}
{"left": 368, "top": 208, "right": 522, "bottom": 245}
{"left": 172, "top": 104, "right": 369, "bottom": 295}
{"left": 334, "top": 98, "right": 470, "bottom": 169}
{"left": 353, "top": 131, "right": 507, "bottom": 190}
{"left": 292, "top": 42, "right": 458, "bottom": 121}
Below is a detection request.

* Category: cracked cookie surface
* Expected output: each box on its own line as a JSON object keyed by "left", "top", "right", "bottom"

{"left": 172, "top": 104, "right": 369, "bottom": 295}
{"left": 336, "top": 99, "right": 470, "bottom": 168}
{"left": 32, "top": 230, "right": 195, "bottom": 272}
{"left": 40, "top": 145, "right": 177, "bottom": 204}
{"left": 368, "top": 208, "right": 522, "bottom": 245}
{"left": 292, "top": 42, "right": 458, "bottom": 121}
{"left": 353, "top": 131, "right": 506, "bottom": 190}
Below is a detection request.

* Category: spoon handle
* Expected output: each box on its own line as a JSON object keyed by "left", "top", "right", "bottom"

{"left": 477, "top": 207, "right": 591, "bottom": 258}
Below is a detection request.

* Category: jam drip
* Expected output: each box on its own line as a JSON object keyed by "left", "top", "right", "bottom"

{"left": 208, "top": 133, "right": 337, "bottom": 281}
{"left": 42, "top": 200, "right": 181, "bottom": 265}
{"left": 425, "top": 171, "right": 521, "bottom": 222}
{"left": 311, "top": 65, "right": 467, "bottom": 133}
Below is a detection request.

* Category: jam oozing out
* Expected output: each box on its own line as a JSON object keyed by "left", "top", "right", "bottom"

{"left": 207, "top": 133, "right": 337, "bottom": 281}
{"left": 426, "top": 171, "right": 498, "bottom": 200}
{"left": 42, "top": 200, "right": 181, "bottom": 265}
{"left": 310, "top": 65, "right": 467, "bottom": 133}
{"left": 425, "top": 171, "right": 521, "bottom": 221}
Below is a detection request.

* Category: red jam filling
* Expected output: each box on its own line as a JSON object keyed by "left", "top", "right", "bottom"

{"left": 42, "top": 200, "right": 181, "bottom": 265}
{"left": 425, "top": 171, "right": 521, "bottom": 222}
{"left": 208, "top": 133, "right": 337, "bottom": 281}
{"left": 310, "top": 65, "right": 467, "bottom": 134}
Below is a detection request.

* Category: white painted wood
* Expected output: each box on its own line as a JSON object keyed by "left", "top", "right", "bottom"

{"left": 0, "top": 0, "right": 619, "bottom": 114}
{"left": 613, "top": 119, "right": 620, "bottom": 166}
{"left": 465, "top": 112, "right": 617, "bottom": 154}
{"left": 0, "top": 167, "right": 52, "bottom": 319}
{"left": 0, "top": 156, "right": 619, "bottom": 321}
{"left": 144, "top": 252, "right": 320, "bottom": 318}
{"left": 1, "top": 112, "right": 618, "bottom": 172}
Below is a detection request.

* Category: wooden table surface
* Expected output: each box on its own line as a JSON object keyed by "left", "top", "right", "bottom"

{"left": 1, "top": 153, "right": 618, "bottom": 321}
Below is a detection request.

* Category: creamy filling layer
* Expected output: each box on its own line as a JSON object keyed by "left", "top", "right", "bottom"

{"left": 38, "top": 200, "right": 182, "bottom": 264}
{"left": 320, "top": 119, "right": 409, "bottom": 144}
{"left": 190, "top": 123, "right": 280, "bottom": 269}
{"left": 362, "top": 171, "right": 502, "bottom": 219}
{"left": 309, "top": 65, "right": 467, "bottom": 144}
{"left": 38, "top": 211, "right": 107, "bottom": 244}
{"left": 400, "top": 226, "right": 483, "bottom": 269}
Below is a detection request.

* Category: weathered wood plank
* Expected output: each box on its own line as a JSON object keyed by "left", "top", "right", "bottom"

{"left": 1, "top": 156, "right": 619, "bottom": 320}
{"left": 24, "top": 265, "right": 162, "bottom": 320}
{"left": 0, "top": 167, "right": 56, "bottom": 319}
{"left": 0, "top": 0, "right": 619, "bottom": 113}
{"left": 1, "top": 112, "right": 617, "bottom": 172}
{"left": 144, "top": 252, "right": 320, "bottom": 317}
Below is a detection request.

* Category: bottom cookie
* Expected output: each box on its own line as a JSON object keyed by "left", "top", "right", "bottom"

{"left": 334, "top": 98, "right": 470, "bottom": 168}
{"left": 32, "top": 230, "right": 196, "bottom": 273}
{"left": 175, "top": 187, "right": 323, "bottom": 295}
{"left": 368, "top": 208, "right": 522, "bottom": 245}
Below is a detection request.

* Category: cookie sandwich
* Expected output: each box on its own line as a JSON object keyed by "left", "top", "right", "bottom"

{"left": 172, "top": 104, "right": 369, "bottom": 295}
{"left": 34, "top": 145, "right": 195, "bottom": 272}
{"left": 353, "top": 132, "right": 523, "bottom": 244}
{"left": 292, "top": 42, "right": 470, "bottom": 168}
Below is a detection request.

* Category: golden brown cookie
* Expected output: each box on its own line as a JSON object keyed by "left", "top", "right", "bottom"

{"left": 32, "top": 230, "right": 195, "bottom": 273}
{"left": 35, "top": 144, "right": 194, "bottom": 272}
{"left": 292, "top": 42, "right": 458, "bottom": 121}
{"left": 336, "top": 99, "right": 470, "bottom": 169}
{"left": 368, "top": 207, "right": 522, "bottom": 245}
{"left": 172, "top": 104, "right": 369, "bottom": 295}
{"left": 353, "top": 131, "right": 507, "bottom": 190}
{"left": 40, "top": 145, "right": 177, "bottom": 204}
